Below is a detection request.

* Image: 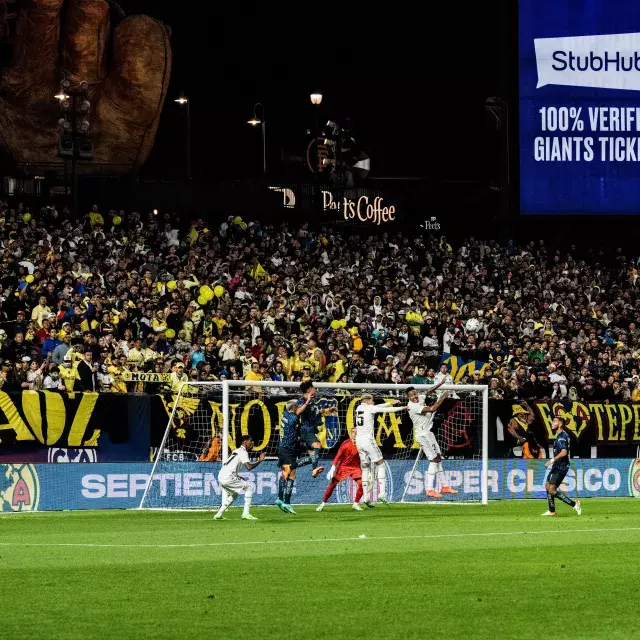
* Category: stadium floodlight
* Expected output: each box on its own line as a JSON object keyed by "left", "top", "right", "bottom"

{"left": 138, "top": 381, "right": 489, "bottom": 510}
{"left": 310, "top": 90, "right": 323, "bottom": 105}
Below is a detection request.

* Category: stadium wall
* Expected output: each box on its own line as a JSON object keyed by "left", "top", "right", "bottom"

{"left": 1, "top": 459, "right": 639, "bottom": 512}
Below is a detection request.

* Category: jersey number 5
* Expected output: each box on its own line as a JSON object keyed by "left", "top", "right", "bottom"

{"left": 356, "top": 413, "right": 364, "bottom": 427}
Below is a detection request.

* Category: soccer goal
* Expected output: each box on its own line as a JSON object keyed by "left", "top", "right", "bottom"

{"left": 138, "top": 381, "right": 488, "bottom": 509}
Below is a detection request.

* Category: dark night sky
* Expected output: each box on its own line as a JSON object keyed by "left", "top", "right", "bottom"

{"left": 124, "top": 3, "right": 510, "bottom": 181}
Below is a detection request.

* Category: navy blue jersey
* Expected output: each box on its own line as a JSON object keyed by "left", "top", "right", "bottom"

{"left": 280, "top": 411, "right": 299, "bottom": 448}
{"left": 297, "top": 396, "right": 322, "bottom": 433}
{"left": 553, "top": 430, "right": 571, "bottom": 469}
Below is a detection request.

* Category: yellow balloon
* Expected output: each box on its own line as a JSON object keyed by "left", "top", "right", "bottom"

{"left": 113, "top": 216, "right": 122, "bottom": 226}
{"left": 330, "top": 320, "right": 340, "bottom": 330}
{"left": 233, "top": 216, "right": 243, "bottom": 225}
{"left": 197, "top": 295, "right": 208, "bottom": 306}
{"left": 213, "top": 285, "right": 224, "bottom": 298}
{"left": 112, "top": 316, "right": 119, "bottom": 325}
{"left": 199, "top": 285, "right": 210, "bottom": 297}
{"left": 167, "top": 280, "right": 177, "bottom": 290}
{"left": 239, "top": 222, "right": 247, "bottom": 231}
{"left": 23, "top": 213, "right": 31, "bottom": 223}
{"left": 165, "top": 329, "right": 176, "bottom": 339}
{"left": 25, "top": 274, "right": 34, "bottom": 283}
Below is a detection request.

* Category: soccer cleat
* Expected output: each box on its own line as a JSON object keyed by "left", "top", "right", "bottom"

{"left": 378, "top": 494, "right": 390, "bottom": 506}
{"left": 363, "top": 501, "right": 375, "bottom": 509}
{"left": 213, "top": 513, "right": 225, "bottom": 520}
{"left": 241, "top": 513, "right": 258, "bottom": 520}
{"left": 441, "top": 486, "right": 458, "bottom": 495}
{"left": 311, "top": 466, "right": 325, "bottom": 478}
{"left": 352, "top": 503, "right": 363, "bottom": 511}
{"left": 316, "top": 503, "right": 325, "bottom": 512}
{"left": 426, "top": 490, "right": 442, "bottom": 499}
{"left": 541, "top": 510, "right": 558, "bottom": 517}
{"left": 283, "top": 504, "right": 297, "bottom": 514}
{"left": 275, "top": 498, "right": 284, "bottom": 508}
{"left": 573, "top": 500, "right": 582, "bottom": 516}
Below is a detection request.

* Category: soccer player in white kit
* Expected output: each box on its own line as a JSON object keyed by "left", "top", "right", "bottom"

{"left": 355, "top": 395, "right": 407, "bottom": 505}
{"left": 214, "top": 434, "right": 265, "bottom": 520}
{"left": 406, "top": 386, "right": 458, "bottom": 499}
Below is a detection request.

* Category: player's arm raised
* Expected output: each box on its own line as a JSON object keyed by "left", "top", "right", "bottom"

{"left": 421, "top": 391, "right": 449, "bottom": 414}
{"left": 244, "top": 452, "right": 266, "bottom": 471}
{"left": 427, "top": 377, "right": 448, "bottom": 395}
{"left": 370, "top": 403, "right": 407, "bottom": 413}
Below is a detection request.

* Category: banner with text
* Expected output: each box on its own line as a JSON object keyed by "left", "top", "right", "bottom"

{"left": 1, "top": 459, "right": 638, "bottom": 511}
{"left": 520, "top": 1, "right": 640, "bottom": 214}
{"left": 0, "top": 391, "right": 150, "bottom": 463}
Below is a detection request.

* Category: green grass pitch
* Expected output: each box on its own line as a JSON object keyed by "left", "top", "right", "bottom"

{"left": 1, "top": 499, "right": 640, "bottom": 640}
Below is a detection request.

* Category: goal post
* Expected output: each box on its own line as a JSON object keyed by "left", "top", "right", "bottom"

{"left": 138, "top": 380, "right": 489, "bottom": 509}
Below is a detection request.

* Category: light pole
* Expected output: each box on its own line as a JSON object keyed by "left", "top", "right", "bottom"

{"left": 55, "top": 80, "right": 91, "bottom": 212}
{"left": 248, "top": 103, "right": 266, "bottom": 175}
{"left": 310, "top": 90, "right": 322, "bottom": 136}
{"left": 175, "top": 93, "right": 191, "bottom": 179}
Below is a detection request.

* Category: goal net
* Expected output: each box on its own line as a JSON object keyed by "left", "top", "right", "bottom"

{"left": 138, "top": 381, "right": 488, "bottom": 510}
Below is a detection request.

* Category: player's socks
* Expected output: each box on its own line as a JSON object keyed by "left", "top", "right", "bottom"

{"left": 376, "top": 463, "right": 387, "bottom": 500}
{"left": 277, "top": 476, "right": 286, "bottom": 502}
{"left": 354, "top": 479, "right": 364, "bottom": 504}
{"left": 242, "top": 489, "right": 254, "bottom": 517}
{"left": 323, "top": 479, "right": 338, "bottom": 503}
{"left": 215, "top": 492, "right": 234, "bottom": 518}
{"left": 311, "top": 448, "right": 320, "bottom": 470}
{"left": 546, "top": 492, "right": 556, "bottom": 513}
{"left": 292, "top": 455, "right": 312, "bottom": 469}
{"left": 426, "top": 462, "right": 437, "bottom": 493}
{"left": 555, "top": 490, "right": 576, "bottom": 507}
{"left": 362, "top": 467, "right": 371, "bottom": 502}
{"left": 436, "top": 462, "right": 452, "bottom": 492}
{"left": 283, "top": 478, "right": 295, "bottom": 506}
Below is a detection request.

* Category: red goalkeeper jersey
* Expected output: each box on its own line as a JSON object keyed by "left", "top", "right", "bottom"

{"left": 334, "top": 438, "right": 360, "bottom": 473}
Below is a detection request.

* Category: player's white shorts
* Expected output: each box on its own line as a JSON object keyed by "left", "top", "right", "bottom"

{"left": 356, "top": 437, "right": 383, "bottom": 466}
{"left": 218, "top": 475, "right": 250, "bottom": 497}
{"left": 416, "top": 431, "right": 441, "bottom": 460}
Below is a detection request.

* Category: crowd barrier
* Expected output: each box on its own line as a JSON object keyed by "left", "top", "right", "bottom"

{"left": 1, "top": 459, "right": 638, "bottom": 512}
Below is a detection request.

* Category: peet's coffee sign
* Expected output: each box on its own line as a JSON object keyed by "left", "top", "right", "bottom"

{"left": 269, "top": 185, "right": 399, "bottom": 225}
{"left": 321, "top": 191, "right": 396, "bottom": 225}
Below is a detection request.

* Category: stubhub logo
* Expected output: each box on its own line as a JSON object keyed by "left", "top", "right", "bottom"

{"left": 535, "top": 32, "right": 640, "bottom": 91}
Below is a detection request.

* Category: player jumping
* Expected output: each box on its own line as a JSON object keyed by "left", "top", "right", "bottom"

{"left": 276, "top": 400, "right": 301, "bottom": 514}
{"left": 406, "top": 386, "right": 458, "bottom": 499}
{"left": 355, "top": 394, "right": 406, "bottom": 505}
{"left": 214, "top": 434, "right": 265, "bottom": 520}
{"left": 316, "top": 428, "right": 364, "bottom": 512}
{"left": 542, "top": 416, "right": 582, "bottom": 517}
{"left": 293, "top": 381, "right": 331, "bottom": 478}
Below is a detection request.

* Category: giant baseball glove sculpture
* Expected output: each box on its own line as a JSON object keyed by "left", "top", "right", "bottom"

{"left": 0, "top": 0, "right": 171, "bottom": 170}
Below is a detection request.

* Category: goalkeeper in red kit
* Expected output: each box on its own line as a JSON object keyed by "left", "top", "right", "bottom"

{"left": 316, "top": 429, "right": 365, "bottom": 512}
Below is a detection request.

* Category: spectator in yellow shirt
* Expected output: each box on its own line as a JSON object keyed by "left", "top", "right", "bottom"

{"left": 245, "top": 361, "right": 263, "bottom": 393}
{"left": 31, "top": 296, "right": 51, "bottom": 329}
{"left": 59, "top": 355, "right": 80, "bottom": 391}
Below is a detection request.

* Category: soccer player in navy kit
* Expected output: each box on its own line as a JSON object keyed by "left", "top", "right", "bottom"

{"left": 276, "top": 400, "right": 301, "bottom": 514}
{"left": 542, "top": 416, "right": 582, "bottom": 517}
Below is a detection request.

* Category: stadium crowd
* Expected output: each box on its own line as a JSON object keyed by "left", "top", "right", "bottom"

{"left": 0, "top": 200, "right": 639, "bottom": 402}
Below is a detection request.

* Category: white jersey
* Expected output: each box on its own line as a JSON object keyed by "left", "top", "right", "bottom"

{"left": 407, "top": 394, "right": 435, "bottom": 438}
{"left": 355, "top": 403, "right": 397, "bottom": 440}
{"left": 219, "top": 446, "right": 250, "bottom": 481}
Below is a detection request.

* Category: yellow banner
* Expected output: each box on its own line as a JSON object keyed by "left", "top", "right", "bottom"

{"left": 122, "top": 372, "right": 171, "bottom": 383}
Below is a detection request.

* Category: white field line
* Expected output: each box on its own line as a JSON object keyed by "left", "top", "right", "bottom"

{"left": 0, "top": 526, "right": 639, "bottom": 550}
